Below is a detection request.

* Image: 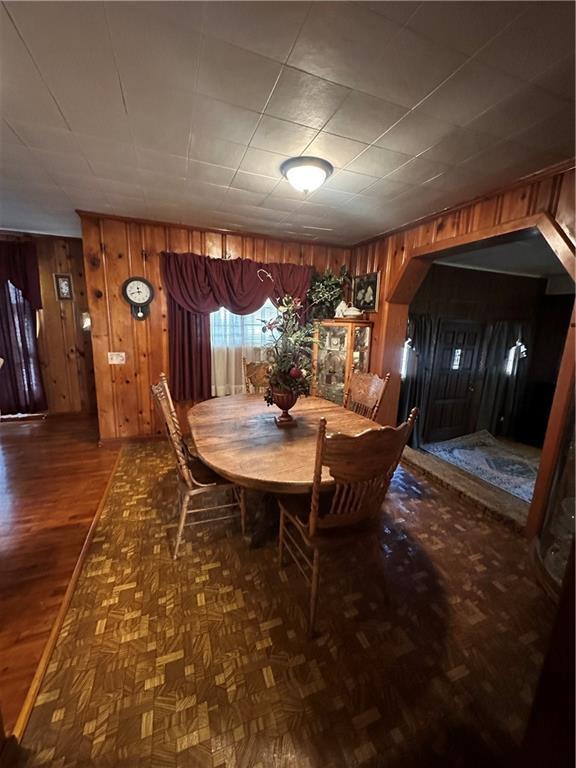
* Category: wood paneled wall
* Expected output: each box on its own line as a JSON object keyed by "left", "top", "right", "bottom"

{"left": 0, "top": 233, "right": 96, "bottom": 415}
{"left": 79, "top": 214, "right": 352, "bottom": 441}
{"left": 36, "top": 237, "right": 96, "bottom": 414}
{"left": 351, "top": 166, "right": 576, "bottom": 427}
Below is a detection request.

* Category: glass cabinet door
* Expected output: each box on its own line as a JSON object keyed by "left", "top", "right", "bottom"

{"left": 316, "top": 324, "right": 348, "bottom": 404}
{"left": 353, "top": 325, "right": 371, "bottom": 374}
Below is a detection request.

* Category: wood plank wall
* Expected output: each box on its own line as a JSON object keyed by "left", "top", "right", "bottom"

{"left": 36, "top": 237, "right": 97, "bottom": 415}
{"left": 351, "top": 166, "right": 576, "bottom": 426}
{"left": 79, "top": 214, "right": 352, "bottom": 441}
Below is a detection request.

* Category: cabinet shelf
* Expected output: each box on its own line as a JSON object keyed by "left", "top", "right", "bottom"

{"left": 311, "top": 318, "right": 373, "bottom": 405}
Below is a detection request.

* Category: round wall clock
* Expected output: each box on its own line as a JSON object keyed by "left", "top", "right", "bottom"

{"left": 122, "top": 276, "right": 154, "bottom": 320}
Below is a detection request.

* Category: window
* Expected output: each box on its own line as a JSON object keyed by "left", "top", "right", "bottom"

{"left": 451, "top": 348, "right": 462, "bottom": 370}
{"left": 209, "top": 299, "right": 277, "bottom": 396}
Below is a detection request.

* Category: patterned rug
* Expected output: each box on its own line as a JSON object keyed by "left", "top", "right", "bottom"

{"left": 423, "top": 431, "right": 540, "bottom": 503}
{"left": 17, "top": 442, "right": 552, "bottom": 767}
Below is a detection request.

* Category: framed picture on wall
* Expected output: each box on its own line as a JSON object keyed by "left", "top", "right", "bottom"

{"left": 54, "top": 273, "right": 73, "bottom": 300}
{"left": 353, "top": 272, "right": 380, "bottom": 313}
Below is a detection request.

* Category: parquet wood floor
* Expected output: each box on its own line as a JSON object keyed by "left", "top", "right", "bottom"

{"left": 17, "top": 441, "right": 555, "bottom": 767}
{"left": 0, "top": 416, "right": 119, "bottom": 734}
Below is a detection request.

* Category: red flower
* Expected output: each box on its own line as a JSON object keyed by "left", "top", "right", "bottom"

{"left": 289, "top": 366, "right": 302, "bottom": 379}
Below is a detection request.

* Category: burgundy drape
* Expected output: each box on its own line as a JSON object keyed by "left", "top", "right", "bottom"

{"left": 0, "top": 281, "right": 47, "bottom": 414}
{"left": 161, "top": 252, "right": 314, "bottom": 401}
{"left": 0, "top": 241, "right": 42, "bottom": 310}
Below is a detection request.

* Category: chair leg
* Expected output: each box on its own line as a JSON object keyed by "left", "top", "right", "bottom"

{"left": 173, "top": 490, "right": 188, "bottom": 560}
{"left": 239, "top": 488, "right": 246, "bottom": 537}
{"left": 309, "top": 548, "right": 320, "bottom": 637}
{"left": 278, "top": 508, "right": 285, "bottom": 565}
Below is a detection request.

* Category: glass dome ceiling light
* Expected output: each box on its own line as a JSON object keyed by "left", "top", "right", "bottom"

{"left": 280, "top": 156, "right": 334, "bottom": 194}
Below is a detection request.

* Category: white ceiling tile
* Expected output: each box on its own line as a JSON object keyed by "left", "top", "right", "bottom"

{"left": 188, "top": 161, "right": 235, "bottom": 186}
{"left": 106, "top": 1, "right": 202, "bottom": 97}
{"left": 476, "top": 1, "right": 575, "bottom": 81}
{"left": 0, "top": 121, "right": 24, "bottom": 146}
{"left": 361, "top": 177, "right": 414, "bottom": 200}
{"left": 135, "top": 148, "right": 187, "bottom": 178}
{"left": 406, "top": 1, "right": 524, "bottom": 56}
{"left": 385, "top": 157, "right": 450, "bottom": 185}
{"left": 305, "top": 133, "right": 368, "bottom": 168}
{"left": 202, "top": 2, "right": 309, "bottom": 62}
{"left": 360, "top": 2, "right": 421, "bottom": 25}
{"left": 267, "top": 179, "right": 308, "bottom": 201}
{"left": 375, "top": 110, "right": 455, "bottom": 155}
{"left": 32, "top": 149, "right": 92, "bottom": 178}
{"left": 465, "top": 85, "right": 570, "bottom": 140}
{"left": 128, "top": 94, "right": 193, "bottom": 156}
{"left": 512, "top": 107, "right": 575, "bottom": 159}
{"left": 190, "top": 95, "right": 261, "bottom": 145}
{"left": 307, "top": 187, "right": 356, "bottom": 207}
{"left": 346, "top": 146, "right": 411, "bottom": 176}
{"left": 230, "top": 171, "right": 278, "bottom": 195}
{"left": 89, "top": 161, "right": 141, "bottom": 185}
{"left": 324, "top": 90, "right": 408, "bottom": 144}
{"left": 420, "top": 127, "right": 498, "bottom": 165}
{"left": 324, "top": 169, "right": 379, "bottom": 194}
{"left": 188, "top": 135, "right": 245, "bottom": 168}
{"left": 288, "top": 3, "right": 401, "bottom": 93}
{"left": 78, "top": 135, "right": 138, "bottom": 167}
{"left": 250, "top": 116, "right": 318, "bottom": 155}
{"left": 532, "top": 56, "right": 576, "bottom": 102}
{"left": 197, "top": 38, "right": 282, "bottom": 112}
{"left": 222, "top": 186, "right": 268, "bottom": 207}
{"left": 4, "top": 121, "right": 78, "bottom": 155}
{"left": 239, "top": 147, "right": 290, "bottom": 178}
{"left": 371, "top": 27, "right": 466, "bottom": 107}
{"left": 265, "top": 68, "right": 350, "bottom": 130}
{"left": 418, "top": 60, "right": 524, "bottom": 127}
{"left": 8, "top": 2, "right": 129, "bottom": 139}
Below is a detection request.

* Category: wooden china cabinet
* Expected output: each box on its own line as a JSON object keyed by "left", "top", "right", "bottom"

{"left": 311, "top": 318, "right": 373, "bottom": 405}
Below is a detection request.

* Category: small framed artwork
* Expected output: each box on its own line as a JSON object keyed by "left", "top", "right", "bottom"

{"left": 54, "top": 273, "right": 73, "bottom": 300}
{"left": 353, "top": 272, "right": 380, "bottom": 313}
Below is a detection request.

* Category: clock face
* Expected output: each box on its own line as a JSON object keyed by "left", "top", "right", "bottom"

{"left": 123, "top": 278, "right": 153, "bottom": 305}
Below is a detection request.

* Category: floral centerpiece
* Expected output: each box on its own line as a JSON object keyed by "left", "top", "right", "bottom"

{"left": 260, "top": 295, "right": 314, "bottom": 427}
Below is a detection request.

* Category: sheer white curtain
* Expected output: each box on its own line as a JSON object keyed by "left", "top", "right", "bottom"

{"left": 210, "top": 299, "right": 276, "bottom": 397}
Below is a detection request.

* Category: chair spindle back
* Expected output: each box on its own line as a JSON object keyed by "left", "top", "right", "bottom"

{"left": 343, "top": 371, "right": 390, "bottom": 421}
{"left": 309, "top": 408, "right": 418, "bottom": 536}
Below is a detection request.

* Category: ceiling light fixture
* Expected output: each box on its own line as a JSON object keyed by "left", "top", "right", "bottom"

{"left": 280, "top": 156, "right": 333, "bottom": 194}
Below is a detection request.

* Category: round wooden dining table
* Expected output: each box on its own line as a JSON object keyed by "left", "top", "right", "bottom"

{"left": 187, "top": 394, "right": 377, "bottom": 495}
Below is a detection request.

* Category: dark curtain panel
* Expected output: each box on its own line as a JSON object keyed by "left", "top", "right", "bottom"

{"left": 477, "top": 320, "right": 532, "bottom": 437}
{"left": 399, "top": 313, "right": 435, "bottom": 448}
{"left": 0, "top": 240, "right": 42, "bottom": 309}
{"left": 0, "top": 281, "right": 47, "bottom": 415}
{"left": 168, "top": 296, "right": 211, "bottom": 402}
{"left": 161, "top": 252, "right": 314, "bottom": 401}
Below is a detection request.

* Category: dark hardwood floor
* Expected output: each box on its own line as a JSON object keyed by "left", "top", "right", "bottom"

{"left": 0, "top": 415, "right": 119, "bottom": 734}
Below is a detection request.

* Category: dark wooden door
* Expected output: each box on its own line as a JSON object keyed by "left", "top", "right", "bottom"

{"left": 424, "top": 320, "right": 483, "bottom": 443}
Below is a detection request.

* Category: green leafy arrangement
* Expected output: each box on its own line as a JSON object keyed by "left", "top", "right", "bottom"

{"left": 307, "top": 266, "right": 351, "bottom": 320}
{"left": 260, "top": 295, "right": 315, "bottom": 406}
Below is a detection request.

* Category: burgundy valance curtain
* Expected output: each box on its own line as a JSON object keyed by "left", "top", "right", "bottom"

{"left": 161, "top": 251, "right": 314, "bottom": 401}
{"left": 0, "top": 240, "right": 42, "bottom": 310}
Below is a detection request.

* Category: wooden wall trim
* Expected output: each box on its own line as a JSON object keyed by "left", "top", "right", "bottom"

{"left": 353, "top": 158, "right": 576, "bottom": 250}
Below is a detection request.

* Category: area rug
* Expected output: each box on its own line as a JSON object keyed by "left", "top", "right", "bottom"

{"left": 422, "top": 431, "right": 540, "bottom": 503}
{"left": 17, "top": 442, "right": 552, "bottom": 767}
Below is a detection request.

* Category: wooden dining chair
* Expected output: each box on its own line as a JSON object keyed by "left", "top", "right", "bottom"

{"left": 155, "top": 372, "right": 198, "bottom": 460}
{"left": 343, "top": 371, "right": 390, "bottom": 421}
{"left": 278, "top": 407, "right": 417, "bottom": 634}
{"left": 151, "top": 379, "right": 245, "bottom": 558}
{"left": 242, "top": 356, "right": 270, "bottom": 394}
